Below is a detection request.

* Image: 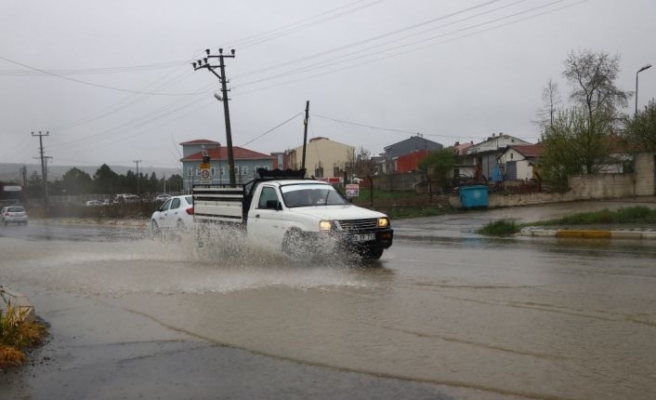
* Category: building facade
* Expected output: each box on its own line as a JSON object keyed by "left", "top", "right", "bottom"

{"left": 180, "top": 139, "right": 274, "bottom": 192}
{"left": 287, "top": 137, "right": 355, "bottom": 179}
{"left": 382, "top": 135, "right": 443, "bottom": 174}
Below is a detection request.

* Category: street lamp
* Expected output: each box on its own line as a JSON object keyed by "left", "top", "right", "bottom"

{"left": 635, "top": 64, "right": 652, "bottom": 115}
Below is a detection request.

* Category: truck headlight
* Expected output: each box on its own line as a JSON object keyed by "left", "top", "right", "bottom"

{"left": 319, "top": 220, "right": 332, "bottom": 231}
{"left": 378, "top": 217, "right": 389, "bottom": 228}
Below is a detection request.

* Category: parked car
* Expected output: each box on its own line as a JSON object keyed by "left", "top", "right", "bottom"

{"left": 154, "top": 193, "right": 172, "bottom": 202}
{"left": 114, "top": 194, "right": 140, "bottom": 203}
{"left": 1, "top": 205, "right": 28, "bottom": 226}
{"left": 85, "top": 200, "right": 103, "bottom": 207}
{"left": 150, "top": 195, "right": 194, "bottom": 233}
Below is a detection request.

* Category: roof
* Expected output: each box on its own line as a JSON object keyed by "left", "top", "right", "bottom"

{"left": 179, "top": 139, "right": 220, "bottom": 146}
{"left": 182, "top": 146, "right": 274, "bottom": 161}
{"left": 506, "top": 144, "right": 542, "bottom": 158}
{"left": 466, "top": 134, "right": 531, "bottom": 155}
{"left": 383, "top": 135, "right": 443, "bottom": 158}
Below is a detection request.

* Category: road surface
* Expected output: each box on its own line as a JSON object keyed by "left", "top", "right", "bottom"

{"left": 1, "top": 210, "right": 655, "bottom": 399}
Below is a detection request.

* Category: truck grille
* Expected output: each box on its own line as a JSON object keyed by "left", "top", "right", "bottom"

{"left": 335, "top": 218, "right": 377, "bottom": 231}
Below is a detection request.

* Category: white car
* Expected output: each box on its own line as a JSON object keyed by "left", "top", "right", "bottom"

{"left": 1, "top": 205, "right": 28, "bottom": 226}
{"left": 150, "top": 195, "right": 194, "bottom": 232}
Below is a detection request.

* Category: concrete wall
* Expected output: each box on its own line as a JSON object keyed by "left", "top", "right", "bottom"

{"left": 635, "top": 152, "right": 655, "bottom": 196}
{"left": 568, "top": 173, "right": 635, "bottom": 199}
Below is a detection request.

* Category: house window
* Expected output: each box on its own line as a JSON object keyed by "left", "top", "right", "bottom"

{"left": 234, "top": 166, "right": 240, "bottom": 175}
{"left": 510, "top": 153, "right": 514, "bottom": 160}
{"left": 187, "top": 167, "right": 193, "bottom": 177}
{"left": 220, "top": 167, "right": 225, "bottom": 176}
{"left": 195, "top": 168, "right": 200, "bottom": 176}
{"left": 211, "top": 167, "right": 216, "bottom": 176}
{"left": 242, "top": 166, "right": 248, "bottom": 175}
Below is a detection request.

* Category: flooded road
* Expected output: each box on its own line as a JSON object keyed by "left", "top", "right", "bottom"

{"left": 1, "top": 224, "right": 656, "bottom": 399}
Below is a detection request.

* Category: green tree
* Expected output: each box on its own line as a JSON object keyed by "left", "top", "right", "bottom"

{"left": 623, "top": 100, "right": 656, "bottom": 153}
{"left": 419, "top": 148, "right": 459, "bottom": 193}
{"left": 25, "top": 171, "right": 42, "bottom": 198}
{"left": 61, "top": 168, "right": 93, "bottom": 195}
{"left": 563, "top": 50, "right": 629, "bottom": 122}
{"left": 538, "top": 50, "right": 629, "bottom": 189}
{"left": 539, "top": 109, "right": 613, "bottom": 190}
{"left": 168, "top": 174, "right": 183, "bottom": 192}
{"left": 93, "top": 164, "right": 119, "bottom": 194}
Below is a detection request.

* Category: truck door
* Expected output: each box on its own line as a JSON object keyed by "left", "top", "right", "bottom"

{"left": 247, "top": 185, "right": 286, "bottom": 248}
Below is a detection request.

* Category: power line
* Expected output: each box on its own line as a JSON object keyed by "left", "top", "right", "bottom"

{"left": 313, "top": 114, "right": 417, "bottom": 135}
{"left": 240, "top": 112, "right": 304, "bottom": 147}
{"left": 232, "top": 0, "right": 584, "bottom": 97}
{"left": 0, "top": 55, "right": 198, "bottom": 96}
{"left": 229, "top": 0, "right": 387, "bottom": 49}
{"left": 0, "top": 60, "right": 188, "bottom": 76}
{"left": 232, "top": 0, "right": 505, "bottom": 80}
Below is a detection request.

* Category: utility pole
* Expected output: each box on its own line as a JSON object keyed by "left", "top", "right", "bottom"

{"left": 193, "top": 48, "right": 237, "bottom": 186}
{"left": 21, "top": 166, "right": 27, "bottom": 187}
{"left": 302, "top": 100, "right": 310, "bottom": 175}
{"left": 31, "top": 131, "right": 49, "bottom": 211}
{"left": 133, "top": 160, "right": 142, "bottom": 196}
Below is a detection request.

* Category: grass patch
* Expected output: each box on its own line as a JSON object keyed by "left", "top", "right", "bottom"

{"left": 477, "top": 220, "right": 520, "bottom": 236}
{"left": 0, "top": 302, "right": 48, "bottom": 369}
{"left": 535, "top": 206, "right": 656, "bottom": 226}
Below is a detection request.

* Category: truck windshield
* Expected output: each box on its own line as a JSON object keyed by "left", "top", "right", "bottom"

{"left": 281, "top": 183, "right": 348, "bottom": 208}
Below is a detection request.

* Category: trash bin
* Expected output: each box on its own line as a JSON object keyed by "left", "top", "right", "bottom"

{"left": 459, "top": 185, "right": 488, "bottom": 209}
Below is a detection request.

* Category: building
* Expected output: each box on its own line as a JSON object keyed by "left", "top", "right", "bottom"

{"left": 180, "top": 139, "right": 274, "bottom": 191}
{"left": 382, "top": 135, "right": 443, "bottom": 174}
{"left": 464, "top": 133, "right": 531, "bottom": 181}
{"left": 287, "top": 137, "right": 355, "bottom": 180}
{"left": 497, "top": 144, "right": 542, "bottom": 181}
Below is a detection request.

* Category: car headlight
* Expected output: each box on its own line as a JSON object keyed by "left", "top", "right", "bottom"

{"left": 378, "top": 217, "right": 390, "bottom": 228}
{"left": 319, "top": 220, "right": 332, "bottom": 231}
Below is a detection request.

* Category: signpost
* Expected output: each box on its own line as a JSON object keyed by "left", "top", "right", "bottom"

{"left": 345, "top": 183, "right": 360, "bottom": 199}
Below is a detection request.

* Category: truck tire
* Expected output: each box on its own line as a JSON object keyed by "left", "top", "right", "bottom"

{"left": 363, "top": 247, "right": 384, "bottom": 261}
{"left": 282, "top": 229, "right": 308, "bottom": 258}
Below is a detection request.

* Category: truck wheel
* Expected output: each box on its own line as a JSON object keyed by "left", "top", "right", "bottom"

{"left": 363, "top": 248, "right": 384, "bottom": 261}
{"left": 282, "top": 229, "right": 307, "bottom": 258}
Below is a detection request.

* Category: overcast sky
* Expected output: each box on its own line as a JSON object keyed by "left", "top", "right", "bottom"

{"left": 1, "top": 0, "right": 655, "bottom": 174}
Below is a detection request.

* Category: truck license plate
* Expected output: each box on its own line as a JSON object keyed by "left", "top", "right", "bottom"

{"left": 352, "top": 233, "right": 375, "bottom": 242}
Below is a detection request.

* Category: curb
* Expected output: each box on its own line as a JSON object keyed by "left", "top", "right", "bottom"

{"left": 520, "top": 227, "right": 656, "bottom": 240}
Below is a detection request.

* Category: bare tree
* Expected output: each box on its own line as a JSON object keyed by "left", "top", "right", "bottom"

{"left": 535, "top": 78, "right": 562, "bottom": 129}
{"left": 352, "top": 147, "right": 376, "bottom": 178}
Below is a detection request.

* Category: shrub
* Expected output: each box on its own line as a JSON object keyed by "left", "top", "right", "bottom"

{"left": 478, "top": 220, "right": 519, "bottom": 236}
{"left": 0, "top": 303, "right": 47, "bottom": 369}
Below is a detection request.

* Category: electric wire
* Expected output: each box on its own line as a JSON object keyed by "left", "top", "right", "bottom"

{"left": 232, "top": 0, "right": 584, "bottom": 98}
{"left": 240, "top": 112, "right": 304, "bottom": 147}
{"left": 232, "top": 0, "right": 505, "bottom": 80}
{"left": 0, "top": 55, "right": 199, "bottom": 96}
{"left": 233, "top": 0, "right": 574, "bottom": 90}
{"left": 225, "top": 0, "right": 386, "bottom": 49}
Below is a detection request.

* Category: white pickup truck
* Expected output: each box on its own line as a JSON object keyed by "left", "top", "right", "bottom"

{"left": 192, "top": 169, "right": 394, "bottom": 260}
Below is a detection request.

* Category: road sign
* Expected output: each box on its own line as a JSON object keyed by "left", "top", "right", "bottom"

{"left": 345, "top": 183, "right": 360, "bottom": 198}
{"left": 200, "top": 163, "right": 211, "bottom": 181}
